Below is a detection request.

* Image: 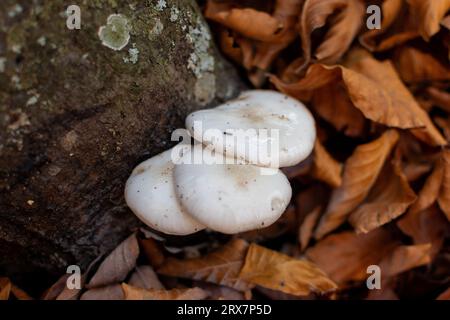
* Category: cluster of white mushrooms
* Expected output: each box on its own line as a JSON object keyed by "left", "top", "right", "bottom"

{"left": 125, "top": 90, "right": 316, "bottom": 235}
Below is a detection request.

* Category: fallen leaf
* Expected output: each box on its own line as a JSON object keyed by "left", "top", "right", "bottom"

{"left": 349, "top": 156, "right": 417, "bottom": 234}
{"left": 0, "top": 278, "right": 11, "bottom": 300}
{"left": 306, "top": 229, "right": 398, "bottom": 284}
{"left": 239, "top": 243, "right": 337, "bottom": 296}
{"left": 397, "top": 206, "right": 449, "bottom": 258}
{"left": 394, "top": 46, "right": 450, "bottom": 83}
{"left": 438, "top": 149, "right": 450, "bottom": 220}
{"left": 311, "top": 139, "right": 343, "bottom": 187}
{"left": 407, "top": 0, "right": 450, "bottom": 40}
{"left": 158, "top": 239, "right": 252, "bottom": 292}
{"left": 87, "top": 233, "right": 139, "bottom": 288}
{"left": 194, "top": 282, "right": 245, "bottom": 300}
{"left": 378, "top": 244, "right": 432, "bottom": 277}
{"left": 408, "top": 159, "right": 444, "bottom": 215}
{"left": 312, "top": 83, "right": 366, "bottom": 137}
{"left": 128, "top": 265, "right": 164, "bottom": 290}
{"left": 427, "top": 87, "right": 450, "bottom": 112}
{"left": 437, "top": 287, "right": 450, "bottom": 300}
{"left": 10, "top": 284, "right": 33, "bottom": 300}
{"left": 122, "top": 284, "right": 208, "bottom": 300}
{"left": 315, "top": 130, "right": 399, "bottom": 239}
{"left": 299, "top": 206, "right": 322, "bottom": 251}
{"left": 314, "top": 0, "right": 365, "bottom": 64}
{"left": 139, "top": 237, "right": 165, "bottom": 268}
{"left": 80, "top": 284, "right": 124, "bottom": 300}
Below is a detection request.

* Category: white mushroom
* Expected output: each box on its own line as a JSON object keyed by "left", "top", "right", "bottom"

{"left": 185, "top": 90, "right": 316, "bottom": 168}
{"left": 173, "top": 145, "right": 292, "bottom": 234}
{"left": 125, "top": 148, "right": 205, "bottom": 235}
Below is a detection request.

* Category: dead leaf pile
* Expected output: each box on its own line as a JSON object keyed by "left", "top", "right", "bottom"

{"left": 2, "top": 0, "right": 449, "bottom": 301}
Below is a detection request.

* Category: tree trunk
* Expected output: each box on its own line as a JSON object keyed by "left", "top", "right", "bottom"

{"left": 0, "top": 0, "right": 244, "bottom": 290}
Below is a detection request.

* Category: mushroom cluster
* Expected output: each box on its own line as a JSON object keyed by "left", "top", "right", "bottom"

{"left": 125, "top": 90, "right": 316, "bottom": 235}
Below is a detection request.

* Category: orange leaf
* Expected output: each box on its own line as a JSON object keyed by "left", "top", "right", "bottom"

{"left": 315, "top": 130, "right": 399, "bottom": 239}
{"left": 312, "top": 83, "right": 366, "bottom": 137}
{"left": 122, "top": 284, "right": 208, "bottom": 300}
{"left": 427, "top": 87, "right": 450, "bottom": 113}
{"left": 157, "top": 239, "right": 252, "bottom": 292}
{"left": 407, "top": 0, "right": 450, "bottom": 40}
{"left": 0, "top": 277, "right": 11, "bottom": 300}
{"left": 394, "top": 46, "right": 450, "bottom": 83}
{"left": 239, "top": 243, "right": 337, "bottom": 296}
{"left": 311, "top": 139, "right": 343, "bottom": 188}
{"left": 378, "top": 244, "right": 431, "bottom": 277}
{"left": 349, "top": 157, "right": 417, "bottom": 234}
{"left": 408, "top": 159, "right": 444, "bottom": 215}
{"left": 437, "top": 287, "right": 450, "bottom": 300}
{"left": 314, "top": 0, "right": 366, "bottom": 64}
{"left": 306, "top": 229, "right": 398, "bottom": 284}
{"left": 438, "top": 149, "right": 450, "bottom": 220}
{"left": 397, "top": 206, "right": 449, "bottom": 258}
{"left": 299, "top": 206, "right": 322, "bottom": 251}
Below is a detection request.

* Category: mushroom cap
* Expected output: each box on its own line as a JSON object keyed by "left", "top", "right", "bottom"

{"left": 185, "top": 90, "right": 316, "bottom": 168}
{"left": 174, "top": 145, "right": 292, "bottom": 234}
{"left": 125, "top": 148, "right": 205, "bottom": 235}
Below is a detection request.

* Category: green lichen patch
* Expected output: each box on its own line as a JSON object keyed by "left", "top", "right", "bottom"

{"left": 98, "top": 14, "right": 131, "bottom": 51}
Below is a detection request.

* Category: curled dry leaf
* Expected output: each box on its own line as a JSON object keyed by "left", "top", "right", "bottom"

{"left": 397, "top": 206, "right": 449, "bottom": 258}
{"left": 306, "top": 229, "right": 398, "bottom": 284}
{"left": 349, "top": 157, "right": 417, "bottom": 234}
{"left": 239, "top": 243, "right": 337, "bottom": 296}
{"left": 87, "top": 233, "right": 139, "bottom": 288}
{"left": 408, "top": 159, "right": 444, "bottom": 215}
{"left": 299, "top": 206, "right": 322, "bottom": 251}
{"left": 314, "top": 130, "right": 399, "bottom": 239}
{"left": 437, "top": 149, "right": 450, "bottom": 220}
{"left": 122, "top": 284, "right": 208, "bottom": 300}
{"left": 311, "top": 139, "right": 342, "bottom": 188}
{"left": 80, "top": 284, "right": 124, "bottom": 300}
{"left": 378, "top": 244, "right": 432, "bottom": 278}
{"left": 437, "top": 287, "right": 450, "bottom": 300}
{"left": 407, "top": 0, "right": 450, "bottom": 40}
{"left": 128, "top": 265, "right": 164, "bottom": 290}
{"left": 312, "top": 83, "right": 366, "bottom": 137}
{"left": 139, "top": 236, "right": 165, "bottom": 268}
{"left": 300, "top": 0, "right": 365, "bottom": 65}
{"left": 157, "top": 239, "right": 253, "bottom": 292}
{"left": 0, "top": 277, "right": 11, "bottom": 300}
{"left": 426, "top": 87, "right": 450, "bottom": 113}
{"left": 394, "top": 46, "right": 450, "bottom": 83}
{"left": 272, "top": 51, "right": 446, "bottom": 145}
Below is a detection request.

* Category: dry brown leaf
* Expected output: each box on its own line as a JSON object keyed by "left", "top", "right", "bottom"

{"left": 407, "top": 0, "right": 450, "bottom": 40}
{"left": 349, "top": 157, "right": 417, "bottom": 234}
{"left": 311, "top": 139, "right": 343, "bottom": 187}
{"left": 427, "top": 87, "right": 450, "bottom": 112}
{"left": 359, "top": 0, "right": 404, "bottom": 51}
{"left": 128, "top": 265, "right": 164, "bottom": 290}
{"left": 314, "top": 130, "right": 399, "bottom": 239}
{"left": 306, "top": 229, "right": 398, "bottom": 284}
{"left": 299, "top": 206, "right": 322, "bottom": 251}
{"left": 312, "top": 83, "right": 366, "bottom": 137}
{"left": 437, "top": 287, "right": 450, "bottom": 300}
{"left": 205, "top": 6, "right": 282, "bottom": 42}
{"left": 314, "top": 0, "right": 365, "bottom": 64}
{"left": 158, "top": 239, "right": 252, "bottom": 292}
{"left": 409, "top": 160, "right": 444, "bottom": 215}
{"left": 0, "top": 277, "right": 11, "bottom": 300}
{"left": 122, "top": 284, "right": 208, "bottom": 300}
{"left": 397, "top": 206, "right": 449, "bottom": 258}
{"left": 80, "top": 284, "right": 124, "bottom": 300}
{"left": 239, "top": 243, "right": 337, "bottom": 296}
{"left": 194, "top": 282, "right": 246, "bottom": 300}
{"left": 378, "top": 244, "right": 432, "bottom": 277}
{"left": 438, "top": 149, "right": 450, "bottom": 220}
{"left": 394, "top": 46, "right": 450, "bottom": 83}
{"left": 10, "top": 284, "right": 33, "bottom": 300}
{"left": 87, "top": 233, "right": 139, "bottom": 288}
{"left": 139, "top": 236, "right": 165, "bottom": 268}
{"left": 300, "top": 0, "right": 346, "bottom": 66}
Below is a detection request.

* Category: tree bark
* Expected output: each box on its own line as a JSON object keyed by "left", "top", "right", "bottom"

{"left": 0, "top": 0, "right": 244, "bottom": 289}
